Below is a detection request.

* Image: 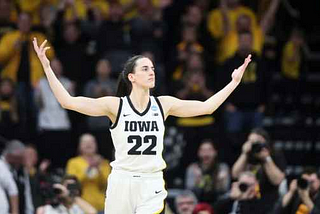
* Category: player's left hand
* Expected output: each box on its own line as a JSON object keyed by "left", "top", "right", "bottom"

{"left": 231, "top": 54, "right": 252, "bottom": 83}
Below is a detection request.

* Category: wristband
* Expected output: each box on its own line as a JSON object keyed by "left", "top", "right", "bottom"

{"left": 265, "top": 156, "right": 272, "bottom": 163}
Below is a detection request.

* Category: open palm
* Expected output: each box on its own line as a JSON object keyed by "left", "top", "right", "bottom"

{"left": 231, "top": 54, "right": 252, "bottom": 83}
{"left": 33, "top": 38, "right": 50, "bottom": 68}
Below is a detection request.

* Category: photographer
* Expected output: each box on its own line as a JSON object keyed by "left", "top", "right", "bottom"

{"left": 275, "top": 168, "right": 320, "bottom": 214}
{"left": 36, "top": 175, "right": 97, "bottom": 214}
{"left": 231, "top": 128, "right": 286, "bottom": 213}
{"left": 214, "top": 171, "right": 262, "bottom": 214}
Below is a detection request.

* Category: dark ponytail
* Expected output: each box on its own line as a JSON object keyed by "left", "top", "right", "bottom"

{"left": 116, "top": 55, "right": 146, "bottom": 97}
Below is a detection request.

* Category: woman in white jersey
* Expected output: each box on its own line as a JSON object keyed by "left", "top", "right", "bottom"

{"left": 33, "top": 38, "right": 251, "bottom": 214}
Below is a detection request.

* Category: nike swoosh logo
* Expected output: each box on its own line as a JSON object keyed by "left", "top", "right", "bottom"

{"left": 123, "top": 114, "right": 130, "bottom": 117}
{"left": 155, "top": 190, "right": 162, "bottom": 194}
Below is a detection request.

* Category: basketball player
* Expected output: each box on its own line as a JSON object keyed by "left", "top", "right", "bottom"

{"left": 33, "top": 38, "right": 251, "bottom": 214}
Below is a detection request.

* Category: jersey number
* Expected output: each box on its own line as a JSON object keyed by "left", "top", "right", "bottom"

{"left": 128, "top": 135, "right": 157, "bottom": 155}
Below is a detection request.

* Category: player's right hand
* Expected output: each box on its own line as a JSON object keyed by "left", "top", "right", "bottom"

{"left": 33, "top": 38, "right": 50, "bottom": 68}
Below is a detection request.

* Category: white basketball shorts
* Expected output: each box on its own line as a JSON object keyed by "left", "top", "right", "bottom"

{"left": 104, "top": 169, "right": 167, "bottom": 214}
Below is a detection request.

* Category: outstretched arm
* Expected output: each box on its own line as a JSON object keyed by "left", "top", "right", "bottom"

{"left": 33, "top": 38, "right": 119, "bottom": 121}
{"left": 159, "top": 55, "right": 252, "bottom": 118}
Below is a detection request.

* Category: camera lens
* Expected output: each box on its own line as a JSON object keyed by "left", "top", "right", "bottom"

{"left": 297, "top": 178, "right": 309, "bottom": 190}
{"left": 239, "top": 183, "right": 249, "bottom": 192}
{"left": 251, "top": 142, "right": 265, "bottom": 154}
{"left": 53, "top": 187, "right": 62, "bottom": 195}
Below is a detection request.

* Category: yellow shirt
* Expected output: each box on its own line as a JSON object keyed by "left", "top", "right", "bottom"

{"left": 281, "top": 41, "right": 301, "bottom": 80}
{"left": 14, "top": 0, "right": 42, "bottom": 24}
{"left": 0, "top": 31, "right": 55, "bottom": 87}
{"left": 207, "top": 6, "right": 257, "bottom": 40}
{"left": 66, "top": 156, "right": 111, "bottom": 211}
{"left": 120, "top": 0, "right": 160, "bottom": 20}
{"left": 217, "top": 27, "right": 264, "bottom": 64}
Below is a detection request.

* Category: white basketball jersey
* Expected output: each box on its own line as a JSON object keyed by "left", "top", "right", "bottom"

{"left": 110, "top": 96, "right": 166, "bottom": 173}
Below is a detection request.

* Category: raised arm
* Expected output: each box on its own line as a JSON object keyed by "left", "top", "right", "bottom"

{"left": 159, "top": 55, "right": 251, "bottom": 118}
{"left": 260, "top": 0, "right": 281, "bottom": 35}
{"left": 33, "top": 38, "right": 119, "bottom": 121}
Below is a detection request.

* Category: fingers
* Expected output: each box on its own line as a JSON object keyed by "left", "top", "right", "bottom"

{"left": 44, "top": 47, "right": 50, "bottom": 52}
{"left": 40, "top": 39, "right": 48, "bottom": 50}
{"left": 33, "top": 37, "right": 39, "bottom": 52}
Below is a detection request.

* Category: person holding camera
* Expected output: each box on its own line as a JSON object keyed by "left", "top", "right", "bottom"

{"left": 231, "top": 128, "right": 286, "bottom": 214}
{"left": 36, "top": 175, "right": 97, "bottom": 214}
{"left": 274, "top": 168, "right": 320, "bottom": 214}
{"left": 214, "top": 171, "right": 262, "bottom": 214}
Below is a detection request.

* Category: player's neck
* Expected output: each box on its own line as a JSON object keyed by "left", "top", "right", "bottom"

{"left": 129, "top": 89, "right": 150, "bottom": 113}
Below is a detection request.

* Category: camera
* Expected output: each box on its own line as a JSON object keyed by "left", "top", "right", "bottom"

{"left": 297, "top": 177, "right": 309, "bottom": 190}
{"left": 66, "top": 183, "right": 80, "bottom": 197}
{"left": 251, "top": 141, "right": 267, "bottom": 154}
{"left": 239, "top": 183, "right": 249, "bottom": 192}
{"left": 247, "top": 141, "right": 268, "bottom": 165}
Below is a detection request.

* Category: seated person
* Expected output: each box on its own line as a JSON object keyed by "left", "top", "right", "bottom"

{"left": 274, "top": 167, "right": 320, "bottom": 214}
{"left": 214, "top": 171, "right": 263, "bottom": 214}
{"left": 232, "top": 128, "right": 286, "bottom": 214}
{"left": 36, "top": 175, "right": 97, "bottom": 214}
{"left": 185, "top": 139, "right": 230, "bottom": 205}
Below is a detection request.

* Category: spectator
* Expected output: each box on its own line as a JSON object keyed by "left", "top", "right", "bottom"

{"left": 175, "top": 190, "right": 198, "bottom": 214}
{"left": 174, "top": 62, "right": 216, "bottom": 169}
{"left": 173, "top": 4, "right": 214, "bottom": 54}
{"left": 186, "top": 139, "right": 230, "bottom": 205}
{"left": 24, "top": 144, "right": 51, "bottom": 209}
{"left": 175, "top": 64, "right": 212, "bottom": 100}
{"left": 128, "top": 0, "right": 166, "bottom": 58}
{"left": 35, "top": 58, "right": 74, "bottom": 168}
{"left": 209, "top": 0, "right": 280, "bottom": 64}
{"left": 171, "top": 26, "right": 204, "bottom": 82}
{"left": 2, "top": 140, "right": 34, "bottom": 214}
{"left": 96, "top": 2, "right": 129, "bottom": 56}
{"left": 84, "top": 59, "right": 116, "bottom": 131}
{"left": 0, "top": 78, "right": 19, "bottom": 140}
{"left": 207, "top": 0, "right": 257, "bottom": 41}
{"left": 0, "top": 148, "right": 19, "bottom": 214}
{"left": 219, "top": 31, "right": 268, "bottom": 145}
{"left": 274, "top": 167, "right": 320, "bottom": 214}
{"left": 36, "top": 175, "right": 97, "bottom": 214}
{"left": 231, "top": 128, "right": 286, "bottom": 214}
{"left": 33, "top": 3, "right": 57, "bottom": 40}
{"left": 0, "top": 0, "right": 15, "bottom": 39}
{"left": 66, "top": 133, "right": 111, "bottom": 213}
{"left": 0, "top": 12, "right": 55, "bottom": 139}
{"left": 80, "top": 0, "right": 110, "bottom": 40}
{"left": 14, "top": 0, "right": 43, "bottom": 25}
{"left": 53, "top": 2, "right": 91, "bottom": 89}
{"left": 214, "top": 171, "right": 262, "bottom": 214}
{"left": 193, "top": 202, "right": 214, "bottom": 214}
{"left": 35, "top": 58, "right": 74, "bottom": 131}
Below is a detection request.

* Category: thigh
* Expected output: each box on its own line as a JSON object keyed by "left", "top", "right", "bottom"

{"left": 136, "top": 178, "right": 167, "bottom": 214}
{"left": 104, "top": 172, "right": 135, "bottom": 214}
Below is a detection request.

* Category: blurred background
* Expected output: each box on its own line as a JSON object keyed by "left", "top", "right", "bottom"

{"left": 0, "top": 0, "right": 319, "bottom": 213}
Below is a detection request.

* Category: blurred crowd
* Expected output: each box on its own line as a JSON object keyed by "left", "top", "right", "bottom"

{"left": 0, "top": 0, "right": 319, "bottom": 213}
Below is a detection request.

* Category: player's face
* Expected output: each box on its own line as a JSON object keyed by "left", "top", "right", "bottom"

{"left": 130, "top": 57, "right": 155, "bottom": 89}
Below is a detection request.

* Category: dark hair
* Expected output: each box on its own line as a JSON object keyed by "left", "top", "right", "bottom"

{"left": 116, "top": 55, "right": 146, "bottom": 97}
{"left": 238, "top": 29, "right": 252, "bottom": 37}
{"left": 200, "top": 139, "right": 216, "bottom": 150}
{"left": 250, "top": 127, "right": 271, "bottom": 144}
{"left": 62, "top": 175, "right": 79, "bottom": 184}
{"left": 302, "top": 167, "right": 320, "bottom": 178}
